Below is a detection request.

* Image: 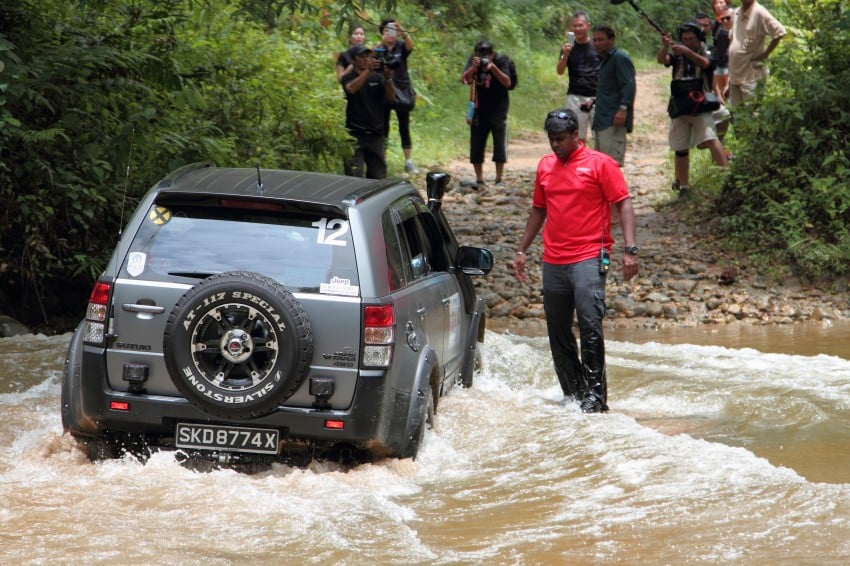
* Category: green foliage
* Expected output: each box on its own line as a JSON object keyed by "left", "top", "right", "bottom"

{"left": 0, "top": 0, "right": 352, "bottom": 325}
{"left": 0, "top": 0, "right": 846, "bottom": 328}
{"left": 716, "top": 0, "right": 850, "bottom": 282}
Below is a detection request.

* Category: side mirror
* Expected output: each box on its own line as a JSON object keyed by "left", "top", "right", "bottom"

{"left": 456, "top": 246, "right": 493, "bottom": 276}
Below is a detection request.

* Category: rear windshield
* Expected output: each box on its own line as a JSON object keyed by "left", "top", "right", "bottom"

{"left": 122, "top": 204, "right": 360, "bottom": 296}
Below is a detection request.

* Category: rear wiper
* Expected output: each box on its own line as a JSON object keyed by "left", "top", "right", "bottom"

{"left": 168, "top": 271, "right": 218, "bottom": 279}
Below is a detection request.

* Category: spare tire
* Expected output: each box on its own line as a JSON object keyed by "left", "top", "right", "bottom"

{"left": 163, "top": 271, "right": 313, "bottom": 419}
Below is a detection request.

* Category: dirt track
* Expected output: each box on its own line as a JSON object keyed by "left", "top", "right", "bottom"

{"left": 431, "top": 68, "right": 848, "bottom": 331}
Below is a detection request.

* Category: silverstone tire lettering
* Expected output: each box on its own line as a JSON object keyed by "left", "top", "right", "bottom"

{"left": 163, "top": 272, "right": 313, "bottom": 419}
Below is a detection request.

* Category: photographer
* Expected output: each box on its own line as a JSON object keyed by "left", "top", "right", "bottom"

{"left": 460, "top": 40, "right": 518, "bottom": 189}
{"left": 377, "top": 18, "right": 419, "bottom": 174}
{"left": 556, "top": 10, "right": 600, "bottom": 143}
{"left": 658, "top": 22, "right": 728, "bottom": 198}
{"left": 340, "top": 45, "right": 396, "bottom": 179}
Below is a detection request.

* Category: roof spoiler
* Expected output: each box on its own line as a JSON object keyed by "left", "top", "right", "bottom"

{"left": 156, "top": 161, "right": 215, "bottom": 189}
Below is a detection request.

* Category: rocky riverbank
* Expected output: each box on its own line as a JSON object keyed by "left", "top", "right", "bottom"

{"left": 4, "top": 71, "right": 847, "bottom": 338}
{"left": 435, "top": 69, "right": 850, "bottom": 334}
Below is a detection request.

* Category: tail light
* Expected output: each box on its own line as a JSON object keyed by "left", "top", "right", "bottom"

{"left": 362, "top": 305, "right": 394, "bottom": 367}
{"left": 83, "top": 281, "right": 112, "bottom": 346}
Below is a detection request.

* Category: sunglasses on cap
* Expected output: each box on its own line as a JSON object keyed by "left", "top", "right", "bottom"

{"left": 547, "top": 111, "right": 570, "bottom": 120}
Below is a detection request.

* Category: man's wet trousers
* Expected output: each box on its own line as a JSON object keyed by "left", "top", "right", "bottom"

{"left": 542, "top": 258, "right": 608, "bottom": 404}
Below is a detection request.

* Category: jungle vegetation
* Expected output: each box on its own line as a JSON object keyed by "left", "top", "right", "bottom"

{"left": 0, "top": 0, "right": 847, "bottom": 329}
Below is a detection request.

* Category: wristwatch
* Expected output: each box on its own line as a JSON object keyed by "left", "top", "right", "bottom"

{"left": 618, "top": 104, "right": 629, "bottom": 111}
{"left": 625, "top": 245, "right": 639, "bottom": 255}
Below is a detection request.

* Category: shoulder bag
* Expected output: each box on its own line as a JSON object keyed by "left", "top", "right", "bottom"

{"left": 668, "top": 77, "right": 720, "bottom": 118}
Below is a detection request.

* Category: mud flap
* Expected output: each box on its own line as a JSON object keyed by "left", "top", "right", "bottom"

{"left": 389, "top": 347, "right": 436, "bottom": 459}
{"left": 458, "top": 297, "right": 486, "bottom": 388}
{"left": 61, "top": 321, "right": 100, "bottom": 436}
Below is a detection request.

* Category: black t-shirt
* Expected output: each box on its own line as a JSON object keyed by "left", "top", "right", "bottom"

{"left": 712, "top": 29, "right": 730, "bottom": 68}
{"left": 381, "top": 41, "right": 413, "bottom": 88}
{"left": 566, "top": 42, "right": 600, "bottom": 97}
{"left": 337, "top": 49, "right": 353, "bottom": 71}
{"left": 341, "top": 70, "right": 388, "bottom": 136}
{"left": 464, "top": 52, "right": 518, "bottom": 117}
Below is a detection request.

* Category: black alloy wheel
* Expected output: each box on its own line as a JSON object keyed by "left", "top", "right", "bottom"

{"left": 163, "top": 271, "right": 313, "bottom": 419}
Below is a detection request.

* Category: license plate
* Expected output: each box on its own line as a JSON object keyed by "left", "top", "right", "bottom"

{"left": 175, "top": 423, "right": 280, "bottom": 455}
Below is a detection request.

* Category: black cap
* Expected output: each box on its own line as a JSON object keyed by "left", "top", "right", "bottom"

{"left": 349, "top": 45, "right": 372, "bottom": 57}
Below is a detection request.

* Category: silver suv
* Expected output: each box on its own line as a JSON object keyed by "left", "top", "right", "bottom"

{"left": 61, "top": 163, "right": 493, "bottom": 463}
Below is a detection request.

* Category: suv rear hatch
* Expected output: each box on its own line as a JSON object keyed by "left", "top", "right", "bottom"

{"left": 104, "top": 199, "right": 362, "bottom": 410}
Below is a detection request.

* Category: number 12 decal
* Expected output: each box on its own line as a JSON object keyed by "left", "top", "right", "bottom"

{"left": 312, "top": 218, "right": 349, "bottom": 247}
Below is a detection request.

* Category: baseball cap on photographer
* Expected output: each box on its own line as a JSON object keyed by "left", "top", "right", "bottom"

{"left": 349, "top": 45, "right": 372, "bottom": 57}
{"left": 544, "top": 108, "right": 579, "bottom": 133}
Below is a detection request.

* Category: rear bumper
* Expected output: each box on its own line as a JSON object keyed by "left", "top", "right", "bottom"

{"left": 75, "top": 348, "right": 393, "bottom": 451}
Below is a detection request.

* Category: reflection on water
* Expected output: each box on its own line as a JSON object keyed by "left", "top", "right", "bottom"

{"left": 2, "top": 326, "right": 850, "bottom": 563}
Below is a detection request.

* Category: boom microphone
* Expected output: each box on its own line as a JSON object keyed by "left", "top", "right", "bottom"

{"left": 610, "top": 0, "right": 666, "bottom": 35}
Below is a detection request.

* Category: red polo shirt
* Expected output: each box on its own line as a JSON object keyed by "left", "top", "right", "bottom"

{"left": 532, "top": 143, "right": 630, "bottom": 265}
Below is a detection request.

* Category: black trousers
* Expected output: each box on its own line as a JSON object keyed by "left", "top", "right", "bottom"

{"left": 345, "top": 135, "right": 386, "bottom": 179}
{"left": 542, "top": 258, "right": 608, "bottom": 403}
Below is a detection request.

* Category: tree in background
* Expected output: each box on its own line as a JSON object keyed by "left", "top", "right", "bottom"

{"left": 0, "top": 0, "right": 847, "bottom": 329}
{"left": 0, "top": 0, "right": 351, "bottom": 326}
{"left": 717, "top": 0, "right": 850, "bottom": 282}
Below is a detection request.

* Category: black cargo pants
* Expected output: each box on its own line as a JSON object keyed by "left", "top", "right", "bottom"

{"left": 542, "top": 258, "right": 608, "bottom": 405}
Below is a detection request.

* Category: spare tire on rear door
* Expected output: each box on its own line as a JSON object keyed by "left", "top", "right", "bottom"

{"left": 163, "top": 271, "right": 313, "bottom": 419}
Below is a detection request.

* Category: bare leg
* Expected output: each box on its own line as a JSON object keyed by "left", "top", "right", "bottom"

{"left": 675, "top": 153, "right": 690, "bottom": 187}
{"left": 473, "top": 163, "right": 484, "bottom": 184}
{"left": 707, "top": 139, "right": 729, "bottom": 167}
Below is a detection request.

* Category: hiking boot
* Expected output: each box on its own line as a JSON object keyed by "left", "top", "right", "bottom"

{"left": 404, "top": 159, "right": 420, "bottom": 174}
{"left": 494, "top": 178, "right": 506, "bottom": 187}
{"left": 677, "top": 185, "right": 691, "bottom": 199}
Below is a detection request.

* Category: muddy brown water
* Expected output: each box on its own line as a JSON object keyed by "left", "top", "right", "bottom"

{"left": 2, "top": 323, "right": 850, "bottom": 563}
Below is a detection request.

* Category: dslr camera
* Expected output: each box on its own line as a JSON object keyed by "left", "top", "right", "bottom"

{"left": 579, "top": 99, "right": 595, "bottom": 112}
{"left": 372, "top": 47, "right": 400, "bottom": 72}
{"left": 477, "top": 56, "right": 491, "bottom": 84}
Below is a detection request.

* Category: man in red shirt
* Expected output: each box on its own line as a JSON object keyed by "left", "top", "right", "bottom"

{"left": 513, "top": 108, "right": 638, "bottom": 412}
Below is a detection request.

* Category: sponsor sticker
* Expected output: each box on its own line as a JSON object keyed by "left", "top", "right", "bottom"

{"left": 126, "top": 252, "right": 147, "bottom": 277}
{"left": 320, "top": 276, "right": 359, "bottom": 297}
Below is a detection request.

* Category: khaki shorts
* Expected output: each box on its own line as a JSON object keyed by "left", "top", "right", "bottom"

{"left": 566, "top": 94, "right": 595, "bottom": 142}
{"left": 728, "top": 82, "right": 758, "bottom": 108}
{"left": 668, "top": 112, "right": 718, "bottom": 152}
{"left": 593, "top": 126, "right": 626, "bottom": 166}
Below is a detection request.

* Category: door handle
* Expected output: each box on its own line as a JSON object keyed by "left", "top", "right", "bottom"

{"left": 122, "top": 304, "right": 165, "bottom": 314}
